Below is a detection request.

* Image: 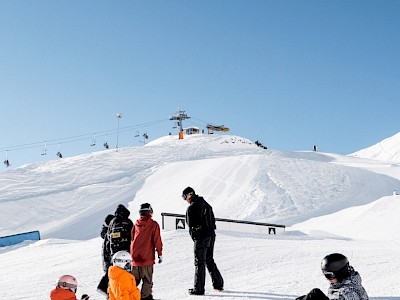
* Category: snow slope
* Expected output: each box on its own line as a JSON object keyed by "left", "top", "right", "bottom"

{"left": 350, "top": 131, "right": 400, "bottom": 162}
{"left": 1, "top": 134, "right": 400, "bottom": 299}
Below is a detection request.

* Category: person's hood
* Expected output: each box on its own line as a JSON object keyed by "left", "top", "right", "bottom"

{"left": 50, "top": 287, "right": 77, "bottom": 300}
{"left": 104, "top": 214, "right": 114, "bottom": 225}
{"left": 108, "top": 265, "right": 127, "bottom": 281}
{"left": 114, "top": 204, "right": 130, "bottom": 218}
{"left": 135, "top": 214, "right": 153, "bottom": 228}
{"left": 331, "top": 266, "right": 363, "bottom": 288}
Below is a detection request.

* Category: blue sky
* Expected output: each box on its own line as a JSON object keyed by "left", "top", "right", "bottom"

{"left": 1, "top": 0, "right": 400, "bottom": 168}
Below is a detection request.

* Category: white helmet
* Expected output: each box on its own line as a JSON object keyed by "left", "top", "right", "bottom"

{"left": 112, "top": 250, "right": 132, "bottom": 272}
{"left": 57, "top": 274, "right": 78, "bottom": 293}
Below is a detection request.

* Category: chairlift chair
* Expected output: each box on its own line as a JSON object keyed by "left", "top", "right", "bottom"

{"left": 90, "top": 136, "right": 96, "bottom": 146}
{"left": 4, "top": 150, "right": 10, "bottom": 167}
{"left": 41, "top": 142, "right": 47, "bottom": 156}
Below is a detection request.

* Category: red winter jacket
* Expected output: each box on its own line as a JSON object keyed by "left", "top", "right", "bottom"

{"left": 130, "top": 214, "right": 163, "bottom": 266}
{"left": 50, "top": 287, "right": 77, "bottom": 300}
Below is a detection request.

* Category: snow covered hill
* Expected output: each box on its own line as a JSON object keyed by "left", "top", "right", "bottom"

{"left": 1, "top": 133, "right": 400, "bottom": 300}
{"left": 1, "top": 134, "right": 399, "bottom": 239}
{"left": 349, "top": 131, "right": 400, "bottom": 162}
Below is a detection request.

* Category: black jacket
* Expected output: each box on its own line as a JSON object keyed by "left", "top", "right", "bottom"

{"left": 101, "top": 214, "right": 114, "bottom": 272}
{"left": 186, "top": 195, "right": 216, "bottom": 241}
{"left": 108, "top": 204, "right": 133, "bottom": 256}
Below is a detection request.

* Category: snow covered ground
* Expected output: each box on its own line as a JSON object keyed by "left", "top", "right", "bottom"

{"left": 1, "top": 133, "right": 400, "bottom": 300}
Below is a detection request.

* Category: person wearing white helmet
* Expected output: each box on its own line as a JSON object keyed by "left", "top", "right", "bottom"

{"left": 108, "top": 250, "right": 140, "bottom": 300}
{"left": 50, "top": 275, "right": 90, "bottom": 300}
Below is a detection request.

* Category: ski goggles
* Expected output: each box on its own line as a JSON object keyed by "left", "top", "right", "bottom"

{"left": 323, "top": 271, "right": 336, "bottom": 279}
{"left": 58, "top": 281, "right": 77, "bottom": 293}
{"left": 182, "top": 192, "right": 193, "bottom": 200}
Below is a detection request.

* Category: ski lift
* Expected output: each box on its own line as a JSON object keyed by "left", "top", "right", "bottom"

{"left": 134, "top": 131, "right": 140, "bottom": 137}
{"left": 41, "top": 142, "right": 47, "bottom": 156}
{"left": 139, "top": 133, "right": 149, "bottom": 145}
{"left": 56, "top": 143, "right": 62, "bottom": 158}
{"left": 103, "top": 134, "right": 109, "bottom": 149}
{"left": 90, "top": 134, "right": 96, "bottom": 146}
{"left": 3, "top": 151, "right": 10, "bottom": 167}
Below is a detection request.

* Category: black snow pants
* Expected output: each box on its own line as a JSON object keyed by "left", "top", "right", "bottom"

{"left": 193, "top": 235, "right": 224, "bottom": 293}
{"left": 296, "top": 288, "right": 329, "bottom": 300}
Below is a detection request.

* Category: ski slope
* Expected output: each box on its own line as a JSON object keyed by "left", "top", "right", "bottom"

{"left": 1, "top": 134, "right": 400, "bottom": 299}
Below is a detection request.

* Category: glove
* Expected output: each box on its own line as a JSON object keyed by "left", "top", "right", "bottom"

{"left": 158, "top": 255, "right": 163, "bottom": 264}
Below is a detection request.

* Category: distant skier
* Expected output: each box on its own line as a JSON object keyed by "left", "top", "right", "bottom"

{"left": 108, "top": 250, "right": 140, "bottom": 300}
{"left": 130, "top": 203, "right": 163, "bottom": 300}
{"left": 296, "top": 253, "right": 369, "bottom": 300}
{"left": 50, "top": 274, "right": 89, "bottom": 300}
{"left": 182, "top": 186, "right": 224, "bottom": 295}
{"left": 108, "top": 204, "right": 134, "bottom": 257}
{"left": 97, "top": 213, "right": 115, "bottom": 295}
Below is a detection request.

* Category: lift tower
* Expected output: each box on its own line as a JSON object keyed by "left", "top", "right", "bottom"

{"left": 169, "top": 110, "right": 191, "bottom": 139}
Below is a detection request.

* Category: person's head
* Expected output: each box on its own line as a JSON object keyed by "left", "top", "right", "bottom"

{"left": 321, "top": 253, "right": 350, "bottom": 283}
{"left": 139, "top": 203, "right": 153, "bottom": 216}
{"left": 104, "top": 214, "right": 114, "bottom": 225}
{"left": 112, "top": 250, "right": 132, "bottom": 272}
{"left": 56, "top": 275, "right": 78, "bottom": 293}
{"left": 114, "top": 204, "right": 130, "bottom": 218}
{"left": 182, "top": 186, "right": 195, "bottom": 203}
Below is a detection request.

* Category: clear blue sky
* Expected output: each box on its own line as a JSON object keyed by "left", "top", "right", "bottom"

{"left": 1, "top": 0, "right": 400, "bottom": 168}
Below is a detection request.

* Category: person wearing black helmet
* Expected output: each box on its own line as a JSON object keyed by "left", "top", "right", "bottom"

{"left": 130, "top": 203, "right": 163, "bottom": 300}
{"left": 182, "top": 187, "right": 224, "bottom": 295}
{"left": 296, "top": 253, "right": 369, "bottom": 300}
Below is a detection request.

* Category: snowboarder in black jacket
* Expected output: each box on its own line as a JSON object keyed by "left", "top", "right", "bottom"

{"left": 108, "top": 204, "right": 133, "bottom": 257}
{"left": 182, "top": 187, "right": 224, "bottom": 295}
{"left": 97, "top": 213, "right": 115, "bottom": 294}
{"left": 102, "top": 214, "right": 115, "bottom": 271}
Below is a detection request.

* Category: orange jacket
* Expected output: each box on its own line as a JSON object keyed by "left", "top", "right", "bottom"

{"left": 108, "top": 266, "right": 140, "bottom": 300}
{"left": 130, "top": 214, "right": 163, "bottom": 266}
{"left": 50, "top": 287, "right": 77, "bottom": 300}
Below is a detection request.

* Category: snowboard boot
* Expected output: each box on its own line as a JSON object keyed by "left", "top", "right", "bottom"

{"left": 188, "top": 288, "right": 205, "bottom": 295}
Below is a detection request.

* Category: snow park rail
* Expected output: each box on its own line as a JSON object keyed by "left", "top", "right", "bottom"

{"left": 161, "top": 213, "right": 285, "bottom": 235}
{"left": 0, "top": 230, "right": 41, "bottom": 247}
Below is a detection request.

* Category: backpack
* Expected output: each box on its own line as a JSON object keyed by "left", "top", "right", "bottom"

{"left": 108, "top": 217, "right": 133, "bottom": 256}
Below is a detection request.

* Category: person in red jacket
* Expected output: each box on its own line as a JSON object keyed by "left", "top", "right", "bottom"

{"left": 50, "top": 274, "right": 89, "bottom": 300}
{"left": 130, "top": 203, "right": 163, "bottom": 300}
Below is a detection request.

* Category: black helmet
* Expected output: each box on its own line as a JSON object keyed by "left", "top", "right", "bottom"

{"left": 139, "top": 203, "right": 153, "bottom": 215}
{"left": 321, "top": 253, "right": 350, "bottom": 281}
{"left": 182, "top": 186, "right": 195, "bottom": 196}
